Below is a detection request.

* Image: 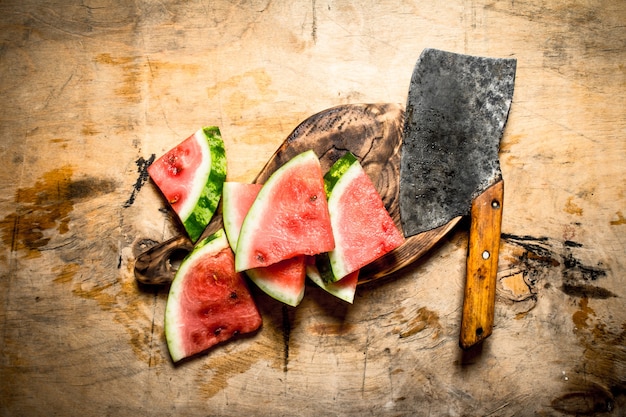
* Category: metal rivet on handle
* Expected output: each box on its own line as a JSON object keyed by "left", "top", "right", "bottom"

{"left": 482, "top": 250, "right": 490, "bottom": 260}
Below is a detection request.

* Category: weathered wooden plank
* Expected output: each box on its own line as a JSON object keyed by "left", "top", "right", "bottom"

{"left": 1, "top": 0, "right": 624, "bottom": 416}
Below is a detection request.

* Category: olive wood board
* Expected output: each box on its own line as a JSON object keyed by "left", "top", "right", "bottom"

{"left": 134, "top": 103, "right": 460, "bottom": 286}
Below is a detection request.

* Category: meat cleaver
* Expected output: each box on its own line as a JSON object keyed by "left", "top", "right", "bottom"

{"left": 399, "top": 48, "right": 516, "bottom": 349}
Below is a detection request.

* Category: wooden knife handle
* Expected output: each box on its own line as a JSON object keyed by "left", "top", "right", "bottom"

{"left": 459, "top": 179, "right": 504, "bottom": 350}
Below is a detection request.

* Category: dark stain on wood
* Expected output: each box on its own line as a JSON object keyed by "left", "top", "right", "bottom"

{"left": 0, "top": 165, "right": 117, "bottom": 257}
{"left": 69, "top": 272, "right": 168, "bottom": 367}
{"left": 552, "top": 382, "right": 616, "bottom": 415}
{"left": 500, "top": 233, "right": 612, "bottom": 300}
{"left": 94, "top": 53, "right": 143, "bottom": 103}
{"left": 501, "top": 234, "right": 559, "bottom": 267}
{"left": 194, "top": 341, "right": 264, "bottom": 400}
{"left": 499, "top": 234, "right": 624, "bottom": 415}
{"left": 52, "top": 262, "right": 81, "bottom": 284}
{"left": 308, "top": 321, "right": 356, "bottom": 337}
{"left": 561, "top": 283, "right": 616, "bottom": 299}
{"left": 393, "top": 307, "right": 442, "bottom": 340}
{"left": 552, "top": 298, "right": 626, "bottom": 415}
{"left": 610, "top": 211, "right": 626, "bottom": 226}
{"left": 0, "top": 166, "right": 170, "bottom": 367}
{"left": 561, "top": 251, "right": 611, "bottom": 297}
{"left": 282, "top": 305, "right": 291, "bottom": 373}
{"left": 123, "top": 154, "right": 155, "bottom": 208}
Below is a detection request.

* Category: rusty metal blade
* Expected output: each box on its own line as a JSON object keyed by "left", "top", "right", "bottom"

{"left": 399, "top": 48, "right": 516, "bottom": 237}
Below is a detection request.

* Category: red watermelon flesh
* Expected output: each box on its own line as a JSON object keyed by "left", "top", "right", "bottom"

{"left": 148, "top": 127, "right": 226, "bottom": 242}
{"left": 222, "top": 182, "right": 263, "bottom": 251}
{"left": 326, "top": 152, "right": 404, "bottom": 280}
{"left": 164, "top": 229, "right": 262, "bottom": 362}
{"left": 223, "top": 182, "right": 305, "bottom": 307}
{"left": 246, "top": 256, "right": 306, "bottom": 307}
{"left": 235, "top": 150, "right": 335, "bottom": 272}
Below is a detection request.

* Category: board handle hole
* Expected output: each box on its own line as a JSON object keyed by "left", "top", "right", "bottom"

{"left": 168, "top": 248, "right": 191, "bottom": 272}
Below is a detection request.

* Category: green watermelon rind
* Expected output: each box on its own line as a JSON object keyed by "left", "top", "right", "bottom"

{"left": 164, "top": 229, "right": 230, "bottom": 363}
{"left": 306, "top": 263, "right": 357, "bottom": 304}
{"left": 324, "top": 152, "right": 360, "bottom": 281}
{"left": 181, "top": 127, "right": 227, "bottom": 242}
{"left": 323, "top": 151, "right": 358, "bottom": 197}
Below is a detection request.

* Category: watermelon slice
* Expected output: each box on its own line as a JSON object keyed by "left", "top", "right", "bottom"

{"left": 235, "top": 150, "right": 335, "bottom": 272}
{"left": 243, "top": 256, "right": 306, "bottom": 307}
{"left": 164, "top": 229, "right": 262, "bottom": 362}
{"left": 306, "top": 260, "right": 359, "bottom": 304}
{"left": 148, "top": 127, "right": 227, "bottom": 242}
{"left": 325, "top": 152, "right": 404, "bottom": 281}
{"left": 222, "top": 182, "right": 263, "bottom": 251}
{"left": 223, "top": 182, "right": 306, "bottom": 307}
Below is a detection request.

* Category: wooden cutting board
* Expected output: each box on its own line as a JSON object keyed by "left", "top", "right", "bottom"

{"left": 134, "top": 103, "right": 460, "bottom": 286}
{"left": 1, "top": 1, "right": 625, "bottom": 416}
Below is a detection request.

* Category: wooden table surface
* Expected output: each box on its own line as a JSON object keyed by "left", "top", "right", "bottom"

{"left": 1, "top": 1, "right": 625, "bottom": 416}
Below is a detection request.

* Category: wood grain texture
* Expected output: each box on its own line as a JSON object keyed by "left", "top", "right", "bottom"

{"left": 1, "top": 1, "right": 625, "bottom": 416}
{"left": 460, "top": 180, "right": 503, "bottom": 349}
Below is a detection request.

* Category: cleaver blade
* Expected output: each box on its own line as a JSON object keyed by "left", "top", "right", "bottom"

{"left": 399, "top": 48, "right": 516, "bottom": 349}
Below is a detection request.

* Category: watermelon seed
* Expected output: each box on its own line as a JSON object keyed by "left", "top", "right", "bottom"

{"left": 166, "top": 156, "right": 182, "bottom": 175}
{"left": 214, "top": 327, "right": 222, "bottom": 336}
{"left": 310, "top": 194, "right": 318, "bottom": 201}
{"left": 230, "top": 291, "right": 238, "bottom": 299}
